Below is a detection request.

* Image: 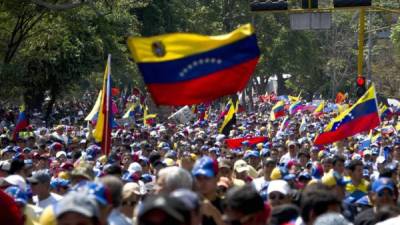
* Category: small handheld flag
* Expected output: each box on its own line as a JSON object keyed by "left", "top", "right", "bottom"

{"left": 127, "top": 24, "right": 260, "bottom": 106}
{"left": 270, "top": 100, "right": 285, "bottom": 121}
{"left": 12, "top": 105, "right": 29, "bottom": 141}
{"left": 219, "top": 99, "right": 238, "bottom": 136}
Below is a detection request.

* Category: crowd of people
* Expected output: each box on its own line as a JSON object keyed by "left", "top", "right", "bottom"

{"left": 1, "top": 93, "right": 400, "bottom": 225}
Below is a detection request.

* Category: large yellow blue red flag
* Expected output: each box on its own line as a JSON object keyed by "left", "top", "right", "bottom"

{"left": 127, "top": 24, "right": 260, "bottom": 106}
{"left": 314, "top": 85, "right": 380, "bottom": 146}
{"left": 93, "top": 55, "right": 112, "bottom": 156}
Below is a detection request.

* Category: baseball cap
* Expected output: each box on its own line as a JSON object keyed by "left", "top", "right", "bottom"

{"left": 372, "top": 177, "right": 395, "bottom": 194}
{"left": 5, "top": 186, "right": 28, "bottom": 205}
{"left": 244, "top": 150, "right": 259, "bottom": 159}
{"left": 128, "top": 162, "right": 142, "bottom": 174}
{"left": 267, "top": 180, "right": 291, "bottom": 196}
{"left": 0, "top": 160, "right": 11, "bottom": 172}
{"left": 138, "top": 195, "right": 188, "bottom": 224}
{"left": 55, "top": 192, "right": 99, "bottom": 219}
{"left": 233, "top": 160, "right": 249, "bottom": 173}
{"left": 192, "top": 156, "right": 218, "bottom": 178}
{"left": 27, "top": 170, "right": 51, "bottom": 184}
{"left": 73, "top": 181, "right": 112, "bottom": 206}
{"left": 70, "top": 165, "right": 94, "bottom": 180}
{"left": 123, "top": 182, "right": 145, "bottom": 198}
{"left": 170, "top": 189, "right": 200, "bottom": 211}
{"left": 56, "top": 151, "right": 67, "bottom": 159}
{"left": 3, "top": 175, "right": 27, "bottom": 191}
{"left": 218, "top": 159, "right": 232, "bottom": 169}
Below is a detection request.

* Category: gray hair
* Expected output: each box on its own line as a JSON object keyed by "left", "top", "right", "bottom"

{"left": 157, "top": 166, "right": 193, "bottom": 193}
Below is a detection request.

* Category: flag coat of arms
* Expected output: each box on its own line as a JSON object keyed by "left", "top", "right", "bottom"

{"left": 127, "top": 24, "right": 260, "bottom": 106}
{"left": 314, "top": 86, "right": 380, "bottom": 145}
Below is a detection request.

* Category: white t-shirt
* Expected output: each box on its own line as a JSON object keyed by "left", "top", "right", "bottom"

{"left": 252, "top": 177, "right": 269, "bottom": 192}
{"left": 376, "top": 215, "right": 400, "bottom": 225}
{"left": 34, "top": 192, "right": 63, "bottom": 209}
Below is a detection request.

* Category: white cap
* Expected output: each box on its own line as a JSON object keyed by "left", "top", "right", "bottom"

{"left": 233, "top": 160, "right": 249, "bottom": 173}
{"left": 4, "top": 175, "right": 27, "bottom": 191}
{"left": 128, "top": 162, "right": 142, "bottom": 173}
{"left": 56, "top": 151, "right": 67, "bottom": 159}
{"left": 267, "top": 180, "right": 291, "bottom": 196}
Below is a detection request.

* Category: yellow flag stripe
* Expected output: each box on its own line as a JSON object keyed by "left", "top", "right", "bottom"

{"left": 127, "top": 24, "right": 255, "bottom": 63}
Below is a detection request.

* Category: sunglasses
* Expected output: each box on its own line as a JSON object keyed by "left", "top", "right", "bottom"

{"left": 268, "top": 193, "right": 285, "bottom": 200}
{"left": 122, "top": 200, "right": 137, "bottom": 207}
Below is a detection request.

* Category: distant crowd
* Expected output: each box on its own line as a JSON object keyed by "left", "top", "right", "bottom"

{"left": 1, "top": 93, "right": 400, "bottom": 225}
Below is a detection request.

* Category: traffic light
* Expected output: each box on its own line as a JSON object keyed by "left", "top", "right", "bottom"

{"left": 334, "top": 0, "right": 371, "bottom": 8}
{"left": 356, "top": 76, "right": 366, "bottom": 98}
{"left": 302, "top": 0, "right": 318, "bottom": 9}
{"left": 250, "top": 0, "right": 288, "bottom": 11}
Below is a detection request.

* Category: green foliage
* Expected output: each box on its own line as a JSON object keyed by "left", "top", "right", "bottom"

{"left": 1, "top": 0, "right": 399, "bottom": 112}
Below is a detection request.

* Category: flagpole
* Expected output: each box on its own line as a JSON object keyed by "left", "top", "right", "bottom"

{"left": 103, "top": 54, "right": 112, "bottom": 156}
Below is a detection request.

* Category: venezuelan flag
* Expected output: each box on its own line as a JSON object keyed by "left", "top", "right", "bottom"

{"left": 314, "top": 86, "right": 380, "bottom": 146}
{"left": 85, "top": 91, "right": 102, "bottom": 121}
{"left": 12, "top": 105, "right": 29, "bottom": 141}
{"left": 270, "top": 100, "right": 285, "bottom": 121}
{"left": 313, "top": 101, "right": 325, "bottom": 116}
{"left": 289, "top": 101, "right": 302, "bottom": 115}
{"left": 127, "top": 24, "right": 260, "bottom": 106}
{"left": 143, "top": 105, "right": 157, "bottom": 127}
{"left": 93, "top": 55, "right": 113, "bottom": 156}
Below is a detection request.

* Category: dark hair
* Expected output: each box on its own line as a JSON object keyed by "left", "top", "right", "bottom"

{"left": 9, "top": 159, "right": 25, "bottom": 174}
{"left": 297, "top": 151, "right": 310, "bottom": 159}
{"left": 379, "top": 168, "right": 393, "bottom": 179}
{"left": 332, "top": 155, "right": 346, "bottom": 166}
{"left": 347, "top": 160, "right": 363, "bottom": 172}
{"left": 375, "top": 205, "right": 400, "bottom": 222}
{"left": 270, "top": 204, "right": 300, "bottom": 225}
{"left": 300, "top": 187, "right": 341, "bottom": 223}
{"left": 223, "top": 184, "right": 264, "bottom": 215}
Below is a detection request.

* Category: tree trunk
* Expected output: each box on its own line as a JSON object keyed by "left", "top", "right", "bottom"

{"left": 277, "top": 73, "right": 288, "bottom": 95}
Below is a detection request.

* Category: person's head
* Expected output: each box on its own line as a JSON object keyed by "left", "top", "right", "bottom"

{"left": 266, "top": 180, "right": 291, "bottom": 207}
{"left": 297, "top": 151, "right": 310, "bottom": 167}
{"left": 233, "top": 160, "right": 249, "bottom": 181}
{"left": 121, "top": 182, "right": 143, "bottom": 218}
{"left": 321, "top": 158, "right": 333, "bottom": 173}
{"left": 287, "top": 141, "right": 297, "bottom": 156}
{"left": 156, "top": 166, "right": 193, "bottom": 194}
{"left": 262, "top": 158, "right": 276, "bottom": 179}
{"left": 74, "top": 181, "right": 113, "bottom": 225}
{"left": 332, "top": 155, "right": 345, "bottom": 174}
{"left": 269, "top": 204, "right": 300, "bottom": 225}
{"left": 300, "top": 185, "right": 341, "bottom": 225}
{"left": 192, "top": 156, "right": 218, "bottom": 197}
{"left": 55, "top": 192, "right": 100, "bottom": 225}
{"left": 138, "top": 195, "right": 191, "bottom": 225}
{"left": 370, "top": 177, "right": 396, "bottom": 209}
{"left": 223, "top": 184, "right": 270, "bottom": 225}
{"left": 55, "top": 125, "right": 65, "bottom": 135}
{"left": 27, "top": 170, "right": 51, "bottom": 199}
{"left": 98, "top": 175, "right": 123, "bottom": 209}
{"left": 218, "top": 159, "right": 233, "bottom": 178}
{"left": 321, "top": 171, "right": 346, "bottom": 200}
{"left": 170, "top": 189, "right": 202, "bottom": 225}
{"left": 347, "top": 159, "right": 363, "bottom": 183}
